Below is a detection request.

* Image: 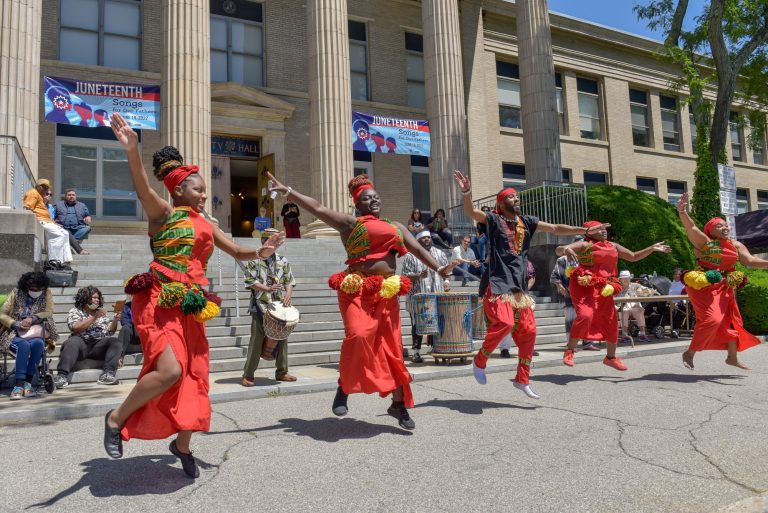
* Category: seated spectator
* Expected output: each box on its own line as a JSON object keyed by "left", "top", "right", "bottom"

{"left": 470, "top": 211, "right": 489, "bottom": 264}
{"left": 117, "top": 298, "right": 141, "bottom": 366}
{"left": 668, "top": 267, "right": 689, "bottom": 330}
{"left": 54, "top": 286, "right": 122, "bottom": 388}
{"left": 53, "top": 189, "right": 92, "bottom": 249}
{"left": 452, "top": 235, "right": 481, "bottom": 286}
{"left": 616, "top": 270, "right": 658, "bottom": 342}
{"left": 0, "top": 272, "right": 58, "bottom": 400}
{"left": 407, "top": 209, "right": 425, "bottom": 236}
{"left": 47, "top": 189, "right": 89, "bottom": 255}
{"left": 427, "top": 208, "right": 453, "bottom": 249}
{"left": 253, "top": 206, "right": 272, "bottom": 237}
{"left": 668, "top": 267, "right": 685, "bottom": 296}
{"left": 23, "top": 180, "right": 73, "bottom": 267}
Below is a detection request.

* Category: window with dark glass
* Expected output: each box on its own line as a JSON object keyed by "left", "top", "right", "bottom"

{"left": 660, "top": 95, "right": 680, "bottom": 151}
{"left": 59, "top": 0, "right": 142, "bottom": 69}
{"left": 730, "top": 111, "right": 744, "bottom": 162}
{"left": 667, "top": 180, "right": 686, "bottom": 205}
{"left": 210, "top": 1, "right": 264, "bottom": 87}
{"left": 577, "top": 77, "right": 602, "bottom": 140}
{"left": 690, "top": 113, "right": 698, "bottom": 153}
{"left": 736, "top": 187, "right": 750, "bottom": 214}
{"left": 349, "top": 20, "right": 369, "bottom": 101}
{"left": 555, "top": 72, "right": 566, "bottom": 135}
{"left": 753, "top": 130, "right": 765, "bottom": 165}
{"left": 502, "top": 163, "right": 525, "bottom": 187}
{"left": 636, "top": 177, "right": 657, "bottom": 195}
{"left": 583, "top": 171, "right": 608, "bottom": 186}
{"left": 411, "top": 155, "right": 430, "bottom": 212}
{"left": 757, "top": 190, "right": 768, "bottom": 210}
{"left": 562, "top": 168, "right": 571, "bottom": 183}
{"left": 629, "top": 89, "right": 650, "bottom": 147}
{"left": 497, "top": 61, "right": 521, "bottom": 129}
{"left": 405, "top": 33, "right": 425, "bottom": 109}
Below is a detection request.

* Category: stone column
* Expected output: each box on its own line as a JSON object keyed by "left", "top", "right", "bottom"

{"left": 422, "top": 0, "right": 468, "bottom": 213}
{"left": 305, "top": 0, "right": 353, "bottom": 238}
{"left": 161, "top": 0, "right": 211, "bottom": 210}
{"left": 0, "top": 0, "right": 42, "bottom": 185}
{"left": 516, "top": 0, "right": 562, "bottom": 183}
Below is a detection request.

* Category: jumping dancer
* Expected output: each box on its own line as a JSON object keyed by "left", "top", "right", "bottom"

{"left": 676, "top": 192, "right": 767, "bottom": 370}
{"left": 103, "top": 113, "right": 284, "bottom": 478}
{"left": 266, "top": 172, "right": 453, "bottom": 430}
{"left": 559, "top": 222, "right": 670, "bottom": 371}
{"left": 454, "top": 171, "right": 599, "bottom": 398}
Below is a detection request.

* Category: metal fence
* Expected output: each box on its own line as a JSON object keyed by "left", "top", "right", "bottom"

{"left": 0, "top": 136, "right": 35, "bottom": 210}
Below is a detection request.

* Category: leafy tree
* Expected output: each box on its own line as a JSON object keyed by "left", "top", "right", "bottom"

{"left": 634, "top": 0, "right": 768, "bottom": 225}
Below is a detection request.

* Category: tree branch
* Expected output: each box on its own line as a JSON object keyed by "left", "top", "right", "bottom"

{"left": 665, "top": 0, "right": 690, "bottom": 47}
{"left": 733, "top": 15, "right": 768, "bottom": 71}
{"left": 707, "top": 0, "right": 731, "bottom": 74}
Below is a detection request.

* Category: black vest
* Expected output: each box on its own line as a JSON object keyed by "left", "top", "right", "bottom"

{"left": 479, "top": 212, "right": 539, "bottom": 296}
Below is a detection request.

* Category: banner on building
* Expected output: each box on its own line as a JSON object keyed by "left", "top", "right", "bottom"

{"left": 43, "top": 76, "right": 160, "bottom": 130}
{"left": 351, "top": 111, "right": 430, "bottom": 157}
{"left": 718, "top": 163, "right": 738, "bottom": 238}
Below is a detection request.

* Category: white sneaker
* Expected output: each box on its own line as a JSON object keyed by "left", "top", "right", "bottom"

{"left": 513, "top": 381, "right": 540, "bottom": 399}
{"left": 472, "top": 362, "right": 487, "bottom": 385}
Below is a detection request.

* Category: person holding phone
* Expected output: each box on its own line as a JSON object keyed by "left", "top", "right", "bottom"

{"left": 281, "top": 200, "right": 301, "bottom": 238}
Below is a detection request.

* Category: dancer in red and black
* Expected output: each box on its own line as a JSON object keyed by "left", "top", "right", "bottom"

{"left": 676, "top": 193, "right": 767, "bottom": 370}
{"left": 454, "top": 171, "right": 600, "bottom": 399}
{"left": 558, "top": 222, "right": 670, "bottom": 371}
{"left": 266, "top": 172, "right": 453, "bottom": 429}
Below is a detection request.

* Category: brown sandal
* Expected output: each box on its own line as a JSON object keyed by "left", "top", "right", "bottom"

{"left": 276, "top": 373, "right": 297, "bottom": 382}
{"left": 241, "top": 377, "right": 256, "bottom": 387}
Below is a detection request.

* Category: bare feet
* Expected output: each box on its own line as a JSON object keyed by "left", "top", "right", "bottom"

{"left": 682, "top": 351, "right": 694, "bottom": 370}
{"left": 725, "top": 357, "right": 751, "bottom": 370}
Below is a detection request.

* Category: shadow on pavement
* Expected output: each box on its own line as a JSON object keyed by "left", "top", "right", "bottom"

{"left": 213, "top": 376, "right": 275, "bottom": 386}
{"left": 26, "top": 454, "right": 214, "bottom": 508}
{"left": 204, "top": 416, "right": 412, "bottom": 442}
{"left": 532, "top": 374, "right": 624, "bottom": 386}
{"left": 620, "top": 373, "right": 747, "bottom": 385}
{"left": 415, "top": 398, "right": 537, "bottom": 415}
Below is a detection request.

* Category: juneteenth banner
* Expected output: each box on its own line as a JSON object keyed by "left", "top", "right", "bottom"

{"left": 351, "top": 111, "right": 430, "bottom": 157}
{"left": 43, "top": 76, "right": 161, "bottom": 130}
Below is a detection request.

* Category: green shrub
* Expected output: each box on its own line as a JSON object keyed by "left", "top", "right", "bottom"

{"left": 690, "top": 127, "right": 724, "bottom": 227}
{"left": 735, "top": 263, "right": 768, "bottom": 335}
{"left": 0, "top": 294, "right": 5, "bottom": 308}
{"left": 586, "top": 185, "right": 696, "bottom": 279}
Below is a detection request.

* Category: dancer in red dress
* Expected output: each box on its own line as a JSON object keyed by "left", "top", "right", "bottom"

{"left": 454, "top": 171, "right": 604, "bottom": 398}
{"left": 676, "top": 192, "right": 767, "bottom": 370}
{"left": 103, "top": 114, "right": 285, "bottom": 478}
{"left": 266, "top": 172, "right": 452, "bottom": 429}
{"left": 559, "top": 222, "right": 670, "bottom": 371}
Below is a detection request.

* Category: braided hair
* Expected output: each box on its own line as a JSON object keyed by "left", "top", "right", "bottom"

{"left": 152, "top": 146, "right": 184, "bottom": 181}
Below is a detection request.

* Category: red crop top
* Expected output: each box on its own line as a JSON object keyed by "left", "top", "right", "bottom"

{"left": 345, "top": 215, "right": 408, "bottom": 265}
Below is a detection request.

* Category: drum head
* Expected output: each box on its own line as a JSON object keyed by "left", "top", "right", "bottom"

{"left": 268, "top": 301, "right": 300, "bottom": 323}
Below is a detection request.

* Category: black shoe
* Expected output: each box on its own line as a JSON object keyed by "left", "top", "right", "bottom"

{"left": 103, "top": 410, "right": 123, "bottom": 459}
{"left": 500, "top": 349, "right": 511, "bottom": 359}
{"left": 387, "top": 401, "right": 415, "bottom": 430}
{"left": 533, "top": 350, "right": 540, "bottom": 356}
{"left": 169, "top": 440, "right": 199, "bottom": 478}
{"left": 411, "top": 353, "right": 423, "bottom": 363}
{"left": 332, "top": 386, "right": 348, "bottom": 416}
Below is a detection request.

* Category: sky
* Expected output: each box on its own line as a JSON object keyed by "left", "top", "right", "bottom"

{"left": 545, "top": 0, "right": 708, "bottom": 41}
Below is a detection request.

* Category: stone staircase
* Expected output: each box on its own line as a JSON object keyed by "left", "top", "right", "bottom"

{"left": 22, "top": 234, "right": 568, "bottom": 384}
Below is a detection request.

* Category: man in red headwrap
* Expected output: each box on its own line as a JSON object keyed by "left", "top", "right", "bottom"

{"left": 454, "top": 171, "right": 607, "bottom": 398}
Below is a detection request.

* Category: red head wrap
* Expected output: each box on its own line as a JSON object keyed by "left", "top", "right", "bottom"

{"left": 351, "top": 182, "right": 374, "bottom": 203}
{"left": 494, "top": 188, "right": 518, "bottom": 214}
{"left": 704, "top": 217, "right": 726, "bottom": 237}
{"left": 583, "top": 220, "right": 603, "bottom": 241}
{"left": 163, "top": 165, "right": 199, "bottom": 193}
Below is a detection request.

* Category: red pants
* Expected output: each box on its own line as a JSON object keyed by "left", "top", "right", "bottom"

{"left": 284, "top": 219, "right": 301, "bottom": 238}
{"left": 474, "top": 293, "right": 537, "bottom": 385}
{"left": 337, "top": 292, "right": 414, "bottom": 408}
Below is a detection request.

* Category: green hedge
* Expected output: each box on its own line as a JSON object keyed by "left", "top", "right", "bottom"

{"left": 735, "top": 264, "right": 768, "bottom": 335}
{"left": 0, "top": 294, "right": 5, "bottom": 308}
{"left": 586, "top": 185, "right": 695, "bottom": 279}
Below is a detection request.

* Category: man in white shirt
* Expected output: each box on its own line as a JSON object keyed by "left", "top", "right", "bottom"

{"left": 452, "top": 235, "right": 481, "bottom": 286}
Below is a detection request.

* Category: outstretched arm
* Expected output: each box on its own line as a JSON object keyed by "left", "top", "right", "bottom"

{"left": 453, "top": 171, "right": 486, "bottom": 224}
{"left": 538, "top": 221, "right": 611, "bottom": 236}
{"left": 614, "top": 241, "right": 671, "bottom": 262}
{"left": 397, "top": 222, "right": 454, "bottom": 276}
{"left": 735, "top": 240, "right": 768, "bottom": 269}
{"left": 200, "top": 209, "right": 285, "bottom": 260}
{"left": 267, "top": 172, "right": 356, "bottom": 233}
{"left": 110, "top": 113, "right": 172, "bottom": 224}
{"left": 676, "top": 192, "right": 709, "bottom": 250}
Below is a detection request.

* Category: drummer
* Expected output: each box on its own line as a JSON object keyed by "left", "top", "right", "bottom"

{"left": 402, "top": 230, "right": 451, "bottom": 363}
{"left": 241, "top": 227, "right": 298, "bottom": 386}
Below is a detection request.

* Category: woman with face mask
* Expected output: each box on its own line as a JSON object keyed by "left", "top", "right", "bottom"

{"left": 0, "top": 272, "right": 58, "bottom": 400}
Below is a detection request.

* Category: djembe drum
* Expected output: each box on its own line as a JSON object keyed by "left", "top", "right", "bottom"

{"left": 470, "top": 294, "right": 486, "bottom": 341}
{"left": 433, "top": 293, "right": 475, "bottom": 355}
{"left": 411, "top": 293, "right": 439, "bottom": 335}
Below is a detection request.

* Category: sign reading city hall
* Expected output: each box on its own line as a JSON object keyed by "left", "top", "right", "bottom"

{"left": 43, "top": 76, "right": 161, "bottom": 130}
{"left": 352, "top": 111, "right": 431, "bottom": 157}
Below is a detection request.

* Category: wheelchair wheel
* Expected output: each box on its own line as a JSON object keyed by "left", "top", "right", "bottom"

{"left": 653, "top": 325, "right": 665, "bottom": 339}
{"left": 44, "top": 373, "right": 55, "bottom": 394}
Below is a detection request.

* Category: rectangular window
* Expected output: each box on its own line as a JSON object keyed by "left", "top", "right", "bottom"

{"left": 497, "top": 61, "right": 521, "bottom": 129}
{"left": 736, "top": 187, "right": 750, "bottom": 214}
{"left": 353, "top": 150, "right": 373, "bottom": 183}
{"left": 57, "top": 134, "right": 140, "bottom": 219}
{"left": 502, "top": 163, "right": 525, "bottom": 187}
{"left": 753, "top": 132, "right": 765, "bottom": 165}
{"left": 562, "top": 168, "right": 571, "bottom": 183}
{"left": 660, "top": 95, "right": 680, "bottom": 151}
{"left": 667, "top": 180, "right": 686, "bottom": 206}
{"left": 577, "top": 77, "right": 602, "bottom": 140}
{"left": 210, "top": 2, "right": 264, "bottom": 87}
{"left": 555, "top": 72, "right": 566, "bottom": 135}
{"left": 757, "top": 190, "right": 768, "bottom": 210}
{"left": 349, "top": 20, "right": 369, "bottom": 101}
{"left": 60, "top": 0, "right": 141, "bottom": 70}
{"left": 730, "top": 111, "right": 744, "bottom": 162}
{"left": 636, "top": 177, "right": 657, "bottom": 195}
{"left": 690, "top": 113, "right": 698, "bottom": 154}
{"left": 583, "top": 171, "right": 608, "bottom": 187}
{"left": 405, "top": 33, "right": 425, "bottom": 109}
{"left": 629, "top": 89, "right": 650, "bottom": 147}
{"left": 411, "top": 155, "right": 430, "bottom": 213}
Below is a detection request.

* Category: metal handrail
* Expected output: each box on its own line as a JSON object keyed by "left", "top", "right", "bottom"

{"left": 0, "top": 136, "right": 35, "bottom": 210}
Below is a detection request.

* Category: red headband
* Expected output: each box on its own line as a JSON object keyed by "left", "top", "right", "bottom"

{"left": 351, "top": 182, "right": 374, "bottom": 203}
{"left": 704, "top": 217, "right": 726, "bottom": 237}
{"left": 163, "top": 165, "right": 199, "bottom": 193}
{"left": 583, "top": 220, "right": 602, "bottom": 240}
{"left": 495, "top": 188, "right": 518, "bottom": 214}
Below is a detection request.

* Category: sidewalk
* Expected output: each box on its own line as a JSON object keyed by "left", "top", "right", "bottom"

{"left": 0, "top": 339, "right": 691, "bottom": 425}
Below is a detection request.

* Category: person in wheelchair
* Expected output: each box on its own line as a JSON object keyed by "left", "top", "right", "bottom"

{"left": 616, "top": 270, "right": 659, "bottom": 342}
{"left": 0, "top": 272, "right": 59, "bottom": 400}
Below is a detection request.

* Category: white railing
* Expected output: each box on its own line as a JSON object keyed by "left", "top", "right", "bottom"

{"left": 0, "top": 136, "right": 35, "bottom": 210}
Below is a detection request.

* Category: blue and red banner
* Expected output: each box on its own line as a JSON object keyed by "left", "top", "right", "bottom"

{"left": 43, "top": 76, "right": 161, "bottom": 130}
{"left": 351, "top": 111, "right": 430, "bottom": 157}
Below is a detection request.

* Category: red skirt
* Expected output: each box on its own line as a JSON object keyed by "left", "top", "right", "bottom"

{"left": 687, "top": 282, "right": 761, "bottom": 352}
{"left": 337, "top": 292, "right": 414, "bottom": 408}
{"left": 569, "top": 281, "right": 618, "bottom": 343}
{"left": 121, "top": 282, "right": 211, "bottom": 441}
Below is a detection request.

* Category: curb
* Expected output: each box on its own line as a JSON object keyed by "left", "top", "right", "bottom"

{"left": 0, "top": 341, "right": 689, "bottom": 425}
{"left": 714, "top": 493, "right": 768, "bottom": 513}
